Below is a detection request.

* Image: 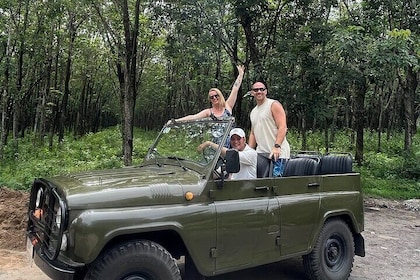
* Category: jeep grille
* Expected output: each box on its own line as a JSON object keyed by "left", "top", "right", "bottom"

{"left": 27, "top": 180, "right": 67, "bottom": 260}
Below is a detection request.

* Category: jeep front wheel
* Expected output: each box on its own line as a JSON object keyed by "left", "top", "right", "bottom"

{"left": 85, "top": 240, "right": 181, "bottom": 280}
{"left": 303, "top": 218, "right": 355, "bottom": 280}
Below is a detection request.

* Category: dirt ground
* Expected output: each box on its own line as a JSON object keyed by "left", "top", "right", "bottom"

{"left": 0, "top": 187, "right": 419, "bottom": 280}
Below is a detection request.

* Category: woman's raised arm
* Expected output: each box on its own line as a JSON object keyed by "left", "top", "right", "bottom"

{"left": 225, "top": 65, "right": 245, "bottom": 112}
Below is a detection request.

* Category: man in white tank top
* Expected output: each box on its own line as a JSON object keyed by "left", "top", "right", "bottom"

{"left": 248, "top": 81, "right": 290, "bottom": 176}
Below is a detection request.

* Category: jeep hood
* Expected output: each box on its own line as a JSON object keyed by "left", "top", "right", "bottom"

{"left": 46, "top": 164, "right": 206, "bottom": 210}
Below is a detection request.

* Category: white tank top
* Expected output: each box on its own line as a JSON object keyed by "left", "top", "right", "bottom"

{"left": 250, "top": 98, "right": 290, "bottom": 158}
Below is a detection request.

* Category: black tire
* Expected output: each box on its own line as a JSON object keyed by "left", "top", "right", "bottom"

{"left": 85, "top": 240, "right": 181, "bottom": 280}
{"left": 303, "top": 218, "right": 355, "bottom": 280}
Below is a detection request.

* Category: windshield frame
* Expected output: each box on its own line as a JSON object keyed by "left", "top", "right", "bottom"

{"left": 143, "top": 117, "right": 236, "bottom": 173}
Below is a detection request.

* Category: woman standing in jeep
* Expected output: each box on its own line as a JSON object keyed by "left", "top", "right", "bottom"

{"left": 169, "top": 65, "right": 245, "bottom": 122}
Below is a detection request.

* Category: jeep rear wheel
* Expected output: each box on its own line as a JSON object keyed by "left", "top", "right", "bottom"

{"left": 85, "top": 240, "right": 181, "bottom": 280}
{"left": 303, "top": 218, "right": 354, "bottom": 280}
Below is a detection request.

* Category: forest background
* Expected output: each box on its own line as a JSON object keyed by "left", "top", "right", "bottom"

{"left": 0, "top": 0, "right": 419, "bottom": 199}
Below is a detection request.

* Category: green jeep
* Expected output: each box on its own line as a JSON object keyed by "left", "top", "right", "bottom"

{"left": 26, "top": 117, "right": 365, "bottom": 280}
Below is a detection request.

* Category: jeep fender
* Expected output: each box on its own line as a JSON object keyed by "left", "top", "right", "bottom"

{"left": 69, "top": 203, "right": 217, "bottom": 269}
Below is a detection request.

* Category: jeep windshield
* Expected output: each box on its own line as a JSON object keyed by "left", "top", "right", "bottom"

{"left": 145, "top": 117, "right": 234, "bottom": 167}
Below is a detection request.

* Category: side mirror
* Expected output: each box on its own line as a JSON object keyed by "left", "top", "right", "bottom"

{"left": 225, "top": 150, "right": 240, "bottom": 173}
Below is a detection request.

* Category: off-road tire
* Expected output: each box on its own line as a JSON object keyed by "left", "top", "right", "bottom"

{"left": 303, "top": 218, "right": 355, "bottom": 280}
{"left": 84, "top": 240, "right": 181, "bottom": 280}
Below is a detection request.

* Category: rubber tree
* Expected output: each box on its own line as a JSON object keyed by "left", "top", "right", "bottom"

{"left": 154, "top": 0, "right": 248, "bottom": 126}
{"left": 325, "top": 25, "right": 372, "bottom": 165}
{"left": 359, "top": 0, "right": 419, "bottom": 152}
{"left": 92, "top": 0, "right": 142, "bottom": 166}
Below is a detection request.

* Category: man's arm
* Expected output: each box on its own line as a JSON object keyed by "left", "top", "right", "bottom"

{"left": 272, "top": 101, "right": 288, "bottom": 144}
{"left": 269, "top": 101, "right": 287, "bottom": 160}
{"left": 197, "top": 141, "right": 227, "bottom": 156}
{"left": 248, "top": 130, "right": 257, "bottom": 149}
{"left": 239, "top": 147, "right": 257, "bottom": 167}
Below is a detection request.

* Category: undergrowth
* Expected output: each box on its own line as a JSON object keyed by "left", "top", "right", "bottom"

{"left": 286, "top": 129, "right": 419, "bottom": 199}
{"left": 0, "top": 126, "right": 418, "bottom": 200}
{"left": 0, "top": 126, "right": 156, "bottom": 190}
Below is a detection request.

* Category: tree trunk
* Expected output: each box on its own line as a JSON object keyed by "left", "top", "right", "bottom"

{"left": 354, "top": 79, "right": 366, "bottom": 166}
{"left": 324, "top": 128, "right": 329, "bottom": 153}
{"left": 301, "top": 114, "right": 307, "bottom": 150}
{"left": 116, "top": 63, "right": 126, "bottom": 158}
{"left": 237, "top": 11, "right": 262, "bottom": 78}
{"left": 377, "top": 85, "right": 383, "bottom": 153}
{"left": 59, "top": 12, "right": 77, "bottom": 143}
{"left": 123, "top": 79, "right": 135, "bottom": 166}
{"left": 75, "top": 77, "right": 88, "bottom": 137}
{"left": 330, "top": 102, "right": 338, "bottom": 146}
{"left": 120, "top": 0, "right": 141, "bottom": 166}
{"left": 401, "top": 67, "right": 417, "bottom": 151}
{"left": 0, "top": 28, "right": 12, "bottom": 159}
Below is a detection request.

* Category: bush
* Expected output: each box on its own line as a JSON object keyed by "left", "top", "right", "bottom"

{"left": 0, "top": 126, "right": 418, "bottom": 199}
{"left": 0, "top": 126, "right": 156, "bottom": 190}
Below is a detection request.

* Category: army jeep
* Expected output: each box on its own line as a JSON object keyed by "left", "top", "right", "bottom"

{"left": 26, "top": 117, "right": 365, "bottom": 280}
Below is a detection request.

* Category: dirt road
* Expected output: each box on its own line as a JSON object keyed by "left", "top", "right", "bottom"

{"left": 0, "top": 188, "right": 419, "bottom": 280}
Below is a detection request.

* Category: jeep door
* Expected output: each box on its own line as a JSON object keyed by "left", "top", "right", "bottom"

{"left": 211, "top": 177, "right": 280, "bottom": 272}
{"left": 273, "top": 176, "right": 321, "bottom": 256}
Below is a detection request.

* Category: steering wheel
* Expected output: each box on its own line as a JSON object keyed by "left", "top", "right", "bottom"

{"left": 201, "top": 146, "right": 227, "bottom": 179}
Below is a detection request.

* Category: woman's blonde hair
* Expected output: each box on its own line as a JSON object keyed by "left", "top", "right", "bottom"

{"left": 209, "top": 88, "right": 226, "bottom": 107}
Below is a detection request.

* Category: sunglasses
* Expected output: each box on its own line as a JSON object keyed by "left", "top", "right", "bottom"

{"left": 252, "top": 88, "right": 266, "bottom": 92}
{"left": 209, "top": 94, "right": 219, "bottom": 100}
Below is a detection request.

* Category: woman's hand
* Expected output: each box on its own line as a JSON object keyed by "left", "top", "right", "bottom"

{"left": 237, "top": 65, "right": 245, "bottom": 75}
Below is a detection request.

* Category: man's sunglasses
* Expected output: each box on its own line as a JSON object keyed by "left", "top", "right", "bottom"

{"left": 209, "top": 94, "right": 219, "bottom": 100}
{"left": 252, "top": 88, "right": 266, "bottom": 92}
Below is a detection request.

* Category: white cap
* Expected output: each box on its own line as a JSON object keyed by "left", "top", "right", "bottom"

{"left": 229, "top": 128, "right": 245, "bottom": 138}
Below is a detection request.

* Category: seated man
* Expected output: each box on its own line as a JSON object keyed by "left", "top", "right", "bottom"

{"left": 197, "top": 128, "right": 257, "bottom": 179}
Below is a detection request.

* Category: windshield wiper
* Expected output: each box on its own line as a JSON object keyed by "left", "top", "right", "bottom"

{"left": 167, "top": 156, "right": 187, "bottom": 171}
{"left": 155, "top": 158, "right": 162, "bottom": 167}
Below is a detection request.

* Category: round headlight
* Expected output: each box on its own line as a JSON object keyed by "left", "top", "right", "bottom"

{"left": 35, "top": 188, "right": 43, "bottom": 208}
{"left": 55, "top": 207, "right": 62, "bottom": 228}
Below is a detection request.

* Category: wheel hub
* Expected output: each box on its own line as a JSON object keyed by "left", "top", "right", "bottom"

{"left": 325, "top": 237, "right": 343, "bottom": 268}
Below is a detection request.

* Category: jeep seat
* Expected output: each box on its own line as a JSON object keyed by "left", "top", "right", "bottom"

{"left": 320, "top": 154, "right": 353, "bottom": 174}
{"left": 257, "top": 153, "right": 273, "bottom": 178}
{"left": 283, "top": 157, "right": 319, "bottom": 177}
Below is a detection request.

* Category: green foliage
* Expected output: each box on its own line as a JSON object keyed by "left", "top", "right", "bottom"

{"left": 287, "top": 129, "right": 355, "bottom": 154}
{"left": 1, "top": 127, "right": 418, "bottom": 200}
{"left": 355, "top": 131, "right": 420, "bottom": 199}
{"left": 289, "top": 129, "right": 419, "bottom": 199}
{"left": 0, "top": 126, "right": 157, "bottom": 190}
{"left": 359, "top": 176, "right": 419, "bottom": 200}
{"left": 132, "top": 129, "right": 159, "bottom": 164}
